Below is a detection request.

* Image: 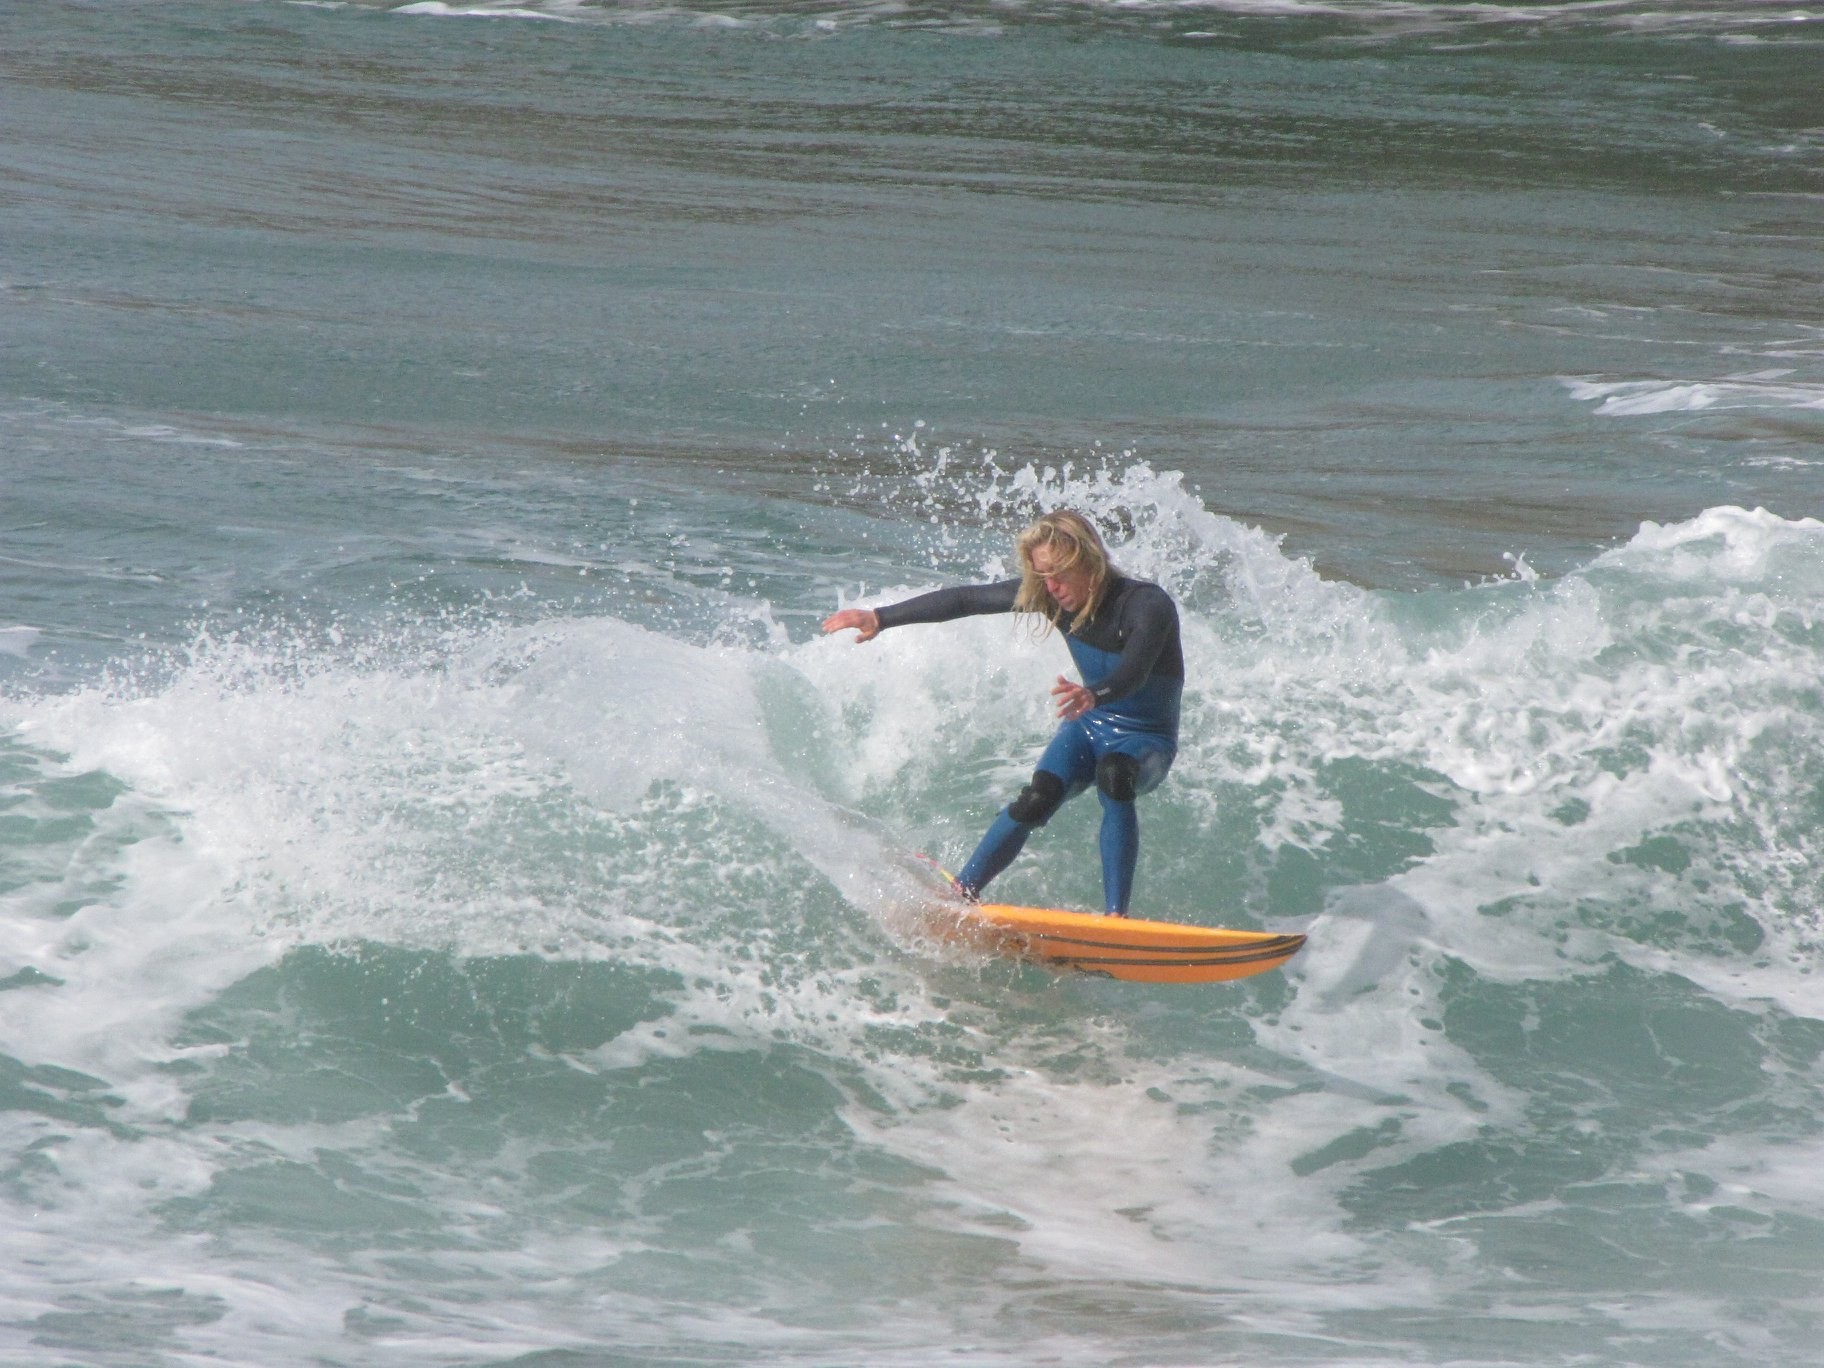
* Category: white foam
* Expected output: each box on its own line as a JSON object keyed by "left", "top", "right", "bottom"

{"left": 1564, "top": 374, "right": 1824, "bottom": 415}
{"left": 1618, "top": 502, "right": 1824, "bottom": 567}
{"left": 8, "top": 477, "right": 1824, "bottom": 1360}
{"left": 120, "top": 423, "right": 245, "bottom": 448}
{"left": 391, "top": 1, "right": 579, "bottom": 20}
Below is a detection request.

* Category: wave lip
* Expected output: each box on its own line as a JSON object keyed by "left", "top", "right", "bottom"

{"left": 1564, "top": 372, "right": 1824, "bottom": 416}
{"left": 392, "top": 0, "right": 582, "bottom": 19}
{"left": 7, "top": 456, "right": 1824, "bottom": 1364}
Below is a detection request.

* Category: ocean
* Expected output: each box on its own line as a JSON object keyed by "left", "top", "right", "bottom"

{"left": 3, "top": 1, "right": 1823, "bottom": 1363}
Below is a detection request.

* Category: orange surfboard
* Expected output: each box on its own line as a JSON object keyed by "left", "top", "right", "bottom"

{"left": 927, "top": 901, "right": 1306, "bottom": 985}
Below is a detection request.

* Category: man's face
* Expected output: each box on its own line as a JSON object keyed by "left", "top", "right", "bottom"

{"left": 1030, "top": 544, "right": 1093, "bottom": 613}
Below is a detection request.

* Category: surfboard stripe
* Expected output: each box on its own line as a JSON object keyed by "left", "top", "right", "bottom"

{"left": 1035, "top": 953, "right": 1304, "bottom": 974}
{"left": 1020, "top": 933, "right": 1307, "bottom": 959}
{"left": 1029, "top": 951, "right": 1303, "bottom": 969}
{"left": 1033, "top": 940, "right": 1304, "bottom": 960}
{"left": 1046, "top": 952, "right": 1301, "bottom": 968}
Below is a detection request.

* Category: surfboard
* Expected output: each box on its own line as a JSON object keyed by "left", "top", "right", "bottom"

{"left": 926, "top": 901, "right": 1306, "bottom": 985}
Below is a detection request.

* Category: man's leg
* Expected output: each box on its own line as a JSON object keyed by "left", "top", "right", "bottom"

{"left": 954, "top": 725, "right": 1094, "bottom": 899}
{"left": 1093, "top": 742, "right": 1176, "bottom": 916}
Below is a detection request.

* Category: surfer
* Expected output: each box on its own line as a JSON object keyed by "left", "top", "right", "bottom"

{"left": 822, "top": 510, "right": 1182, "bottom": 916}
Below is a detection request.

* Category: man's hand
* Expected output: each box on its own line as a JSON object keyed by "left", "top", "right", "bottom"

{"left": 1051, "top": 675, "right": 1096, "bottom": 721}
{"left": 822, "top": 607, "right": 881, "bottom": 643}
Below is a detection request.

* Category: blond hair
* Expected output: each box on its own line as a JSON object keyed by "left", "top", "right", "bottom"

{"left": 1013, "top": 510, "right": 1112, "bottom": 633}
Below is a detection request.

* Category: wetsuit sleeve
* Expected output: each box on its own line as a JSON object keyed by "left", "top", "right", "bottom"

{"left": 874, "top": 579, "right": 1021, "bottom": 630}
{"left": 1087, "top": 584, "right": 1178, "bottom": 705}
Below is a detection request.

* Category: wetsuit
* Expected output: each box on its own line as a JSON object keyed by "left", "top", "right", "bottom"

{"left": 874, "top": 575, "right": 1183, "bottom": 914}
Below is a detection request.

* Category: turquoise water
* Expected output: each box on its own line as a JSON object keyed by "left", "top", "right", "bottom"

{"left": 3, "top": 1, "right": 1823, "bottom": 1363}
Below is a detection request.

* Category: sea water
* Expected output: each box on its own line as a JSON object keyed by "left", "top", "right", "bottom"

{"left": 3, "top": 1, "right": 1823, "bottom": 1364}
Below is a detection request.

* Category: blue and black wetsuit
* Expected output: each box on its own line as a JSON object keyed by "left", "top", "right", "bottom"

{"left": 874, "top": 574, "right": 1183, "bottom": 915}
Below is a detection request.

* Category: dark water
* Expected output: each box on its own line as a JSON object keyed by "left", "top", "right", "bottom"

{"left": 3, "top": 2, "right": 1823, "bottom": 1364}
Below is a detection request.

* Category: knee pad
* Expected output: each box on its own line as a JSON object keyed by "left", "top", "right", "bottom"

{"left": 1006, "top": 770, "right": 1067, "bottom": 826}
{"left": 1095, "top": 753, "right": 1141, "bottom": 804}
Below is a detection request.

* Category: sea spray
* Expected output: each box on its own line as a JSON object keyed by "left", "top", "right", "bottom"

{"left": 5, "top": 458, "right": 1824, "bottom": 1364}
